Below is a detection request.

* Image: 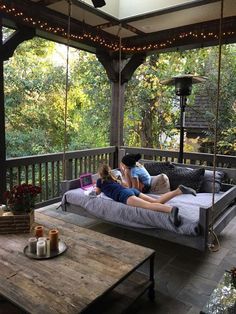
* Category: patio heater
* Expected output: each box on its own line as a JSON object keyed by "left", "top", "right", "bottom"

{"left": 161, "top": 74, "right": 207, "bottom": 163}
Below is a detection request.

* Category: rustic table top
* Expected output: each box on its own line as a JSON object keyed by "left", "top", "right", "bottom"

{"left": 0, "top": 211, "right": 155, "bottom": 314}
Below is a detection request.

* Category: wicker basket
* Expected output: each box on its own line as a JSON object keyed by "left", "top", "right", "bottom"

{"left": 0, "top": 211, "right": 34, "bottom": 234}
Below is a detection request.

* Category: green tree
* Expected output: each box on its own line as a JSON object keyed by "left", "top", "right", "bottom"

{"left": 4, "top": 26, "right": 235, "bottom": 157}
{"left": 70, "top": 50, "right": 111, "bottom": 148}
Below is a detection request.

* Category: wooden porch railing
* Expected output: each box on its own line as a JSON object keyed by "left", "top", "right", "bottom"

{"left": 5, "top": 146, "right": 236, "bottom": 207}
{"left": 6, "top": 147, "right": 117, "bottom": 207}
{"left": 122, "top": 147, "right": 236, "bottom": 168}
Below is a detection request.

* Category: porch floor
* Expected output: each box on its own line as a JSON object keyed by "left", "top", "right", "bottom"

{"left": 1, "top": 203, "right": 236, "bottom": 314}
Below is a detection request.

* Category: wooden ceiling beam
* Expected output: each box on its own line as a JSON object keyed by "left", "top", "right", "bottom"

{"left": 0, "top": 26, "right": 35, "bottom": 60}
{"left": 1, "top": 0, "right": 118, "bottom": 52}
{"left": 124, "top": 16, "right": 236, "bottom": 52}
{"left": 97, "top": 21, "right": 145, "bottom": 36}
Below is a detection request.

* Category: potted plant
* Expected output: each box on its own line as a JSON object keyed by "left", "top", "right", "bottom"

{"left": 1, "top": 183, "right": 41, "bottom": 234}
{"left": 4, "top": 183, "right": 42, "bottom": 214}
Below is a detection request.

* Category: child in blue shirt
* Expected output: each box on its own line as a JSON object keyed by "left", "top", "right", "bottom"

{"left": 120, "top": 153, "right": 151, "bottom": 193}
{"left": 96, "top": 164, "right": 197, "bottom": 227}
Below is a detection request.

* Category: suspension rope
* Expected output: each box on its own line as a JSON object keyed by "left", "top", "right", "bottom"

{"left": 117, "top": 24, "right": 122, "bottom": 149}
{"left": 208, "top": 0, "right": 224, "bottom": 252}
{"left": 62, "top": 0, "right": 72, "bottom": 181}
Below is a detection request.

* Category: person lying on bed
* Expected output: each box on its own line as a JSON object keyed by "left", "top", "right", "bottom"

{"left": 120, "top": 153, "right": 151, "bottom": 193}
{"left": 96, "top": 164, "right": 197, "bottom": 227}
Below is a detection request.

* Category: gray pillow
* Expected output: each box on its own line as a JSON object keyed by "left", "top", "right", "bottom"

{"left": 200, "top": 170, "right": 225, "bottom": 193}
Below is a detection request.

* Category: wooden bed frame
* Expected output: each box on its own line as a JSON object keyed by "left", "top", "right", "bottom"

{"left": 60, "top": 163, "right": 236, "bottom": 251}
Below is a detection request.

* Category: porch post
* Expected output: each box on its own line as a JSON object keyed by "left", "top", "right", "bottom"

{"left": 0, "top": 25, "right": 35, "bottom": 202}
{"left": 0, "top": 22, "right": 6, "bottom": 203}
{"left": 110, "top": 81, "right": 125, "bottom": 148}
{"left": 97, "top": 52, "right": 146, "bottom": 167}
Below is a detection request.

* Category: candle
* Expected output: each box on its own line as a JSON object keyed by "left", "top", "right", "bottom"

{"left": 28, "top": 237, "right": 37, "bottom": 254}
{"left": 38, "top": 237, "right": 47, "bottom": 254}
{"left": 35, "top": 226, "right": 44, "bottom": 238}
{"left": 49, "top": 229, "right": 59, "bottom": 251}
{"left": 46, "top": 238, "right": 50, "bottom": 254}
{"left": 38, "top": 237, "right": 47, "bottom": 243}
{"left": 36, "top": 240, "right": 46, "bottom": 256}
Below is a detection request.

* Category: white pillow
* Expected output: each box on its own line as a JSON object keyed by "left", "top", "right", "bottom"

{"left": 150, "top": 174, "right": 170, "bottom": 194}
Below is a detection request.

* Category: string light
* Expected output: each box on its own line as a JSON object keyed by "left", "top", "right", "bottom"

{"left": 0, "top": 3, "right": 235, "bottom": 53}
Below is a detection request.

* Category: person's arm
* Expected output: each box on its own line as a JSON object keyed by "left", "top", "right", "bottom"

{"left": 96, "top": 178, "right": 102, "bottom": 195}
{"left": 123, "top": 167, "right": 133, "bottom": 188}
{"left": 96, "top": 187, "right": 101, "bottom": 195}
{"left": 131, "top": 177, "right": 139, "bottom": 189}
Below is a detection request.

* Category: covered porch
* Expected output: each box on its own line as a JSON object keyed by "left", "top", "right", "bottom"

{"left": 0, "top": 1, "right": 236, "bottom": 313}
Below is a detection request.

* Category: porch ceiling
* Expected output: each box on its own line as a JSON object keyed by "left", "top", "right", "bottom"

{"left": 1, "top": 0, "right": 236, "bottom": 56}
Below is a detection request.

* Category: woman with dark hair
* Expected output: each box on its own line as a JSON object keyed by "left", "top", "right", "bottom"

{"left": 96, "top": 164, "right": 197, "bottom": 227}
{"left": 120, "top": 153, "right": 151, "bottom": 193}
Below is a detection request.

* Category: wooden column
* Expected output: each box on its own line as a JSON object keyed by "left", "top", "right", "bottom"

{"left": 0, "top": 23, "right": 6, "bottom": 203}
{"left": 97, "top": 52, "right": 146, "bottom": 166}
{"left": 110, "top": 81, "right": 125, "bottom": 147}
{"left": 0, "top": 25, "right": 35, "bottom": 202}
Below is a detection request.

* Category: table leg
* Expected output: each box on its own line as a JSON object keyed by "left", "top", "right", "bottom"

{"left": 148, "top": 253, "right": 155, "bottom": 301}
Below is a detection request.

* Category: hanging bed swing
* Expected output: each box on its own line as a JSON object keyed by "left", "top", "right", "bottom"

{"left": 59, "top": 0, "right": 236, "bottom": 251}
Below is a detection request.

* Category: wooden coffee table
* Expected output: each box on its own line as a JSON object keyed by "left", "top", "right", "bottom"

{"left": 0, "top": 211, "right": 155, "bottom": 313}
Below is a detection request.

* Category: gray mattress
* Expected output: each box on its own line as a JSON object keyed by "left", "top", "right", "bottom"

{"left": 61, "top": 189, "right": 224, "bottom": 236}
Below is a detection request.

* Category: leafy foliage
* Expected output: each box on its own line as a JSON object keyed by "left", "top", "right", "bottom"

{"left": 3, "top": 27, "right": 236, "bottom": 157}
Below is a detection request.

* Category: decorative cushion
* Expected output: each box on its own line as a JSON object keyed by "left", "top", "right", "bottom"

{"left": 150, "top": 174, "right": 170, "bottom": 194}
{"left": 167, "top": 166, "right": 205, "bottom": 192}
{"left": 142, "top": 161, "right": 175, "bottom": 176}
{"left": 200, "top": 170, "right": 224, "bottom": 193}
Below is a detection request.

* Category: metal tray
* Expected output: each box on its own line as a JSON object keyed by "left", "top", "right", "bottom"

{"left": 24, "top": 240, "right": 67, "bottom": 260}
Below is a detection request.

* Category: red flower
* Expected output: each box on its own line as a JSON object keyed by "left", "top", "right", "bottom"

{"left": 4, "top": 183, "right": 42, "bottom": 213}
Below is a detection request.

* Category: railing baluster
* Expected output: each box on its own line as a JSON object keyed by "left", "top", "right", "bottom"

{"left": 9, "top": 168, "right": 13, "bottom": 189}
{"left": 25, "top": 165, "right": 29, "bottom": 184}
{"left": 88, "top": 156, "right": 92, "bottom": 173}
{"left": 79, "top": 157, "right": 83, "bottom": 176}
{"left": 32, "top": 164, "right": 35, "bottom": 186}
{"left": 17, "top": 166, "right": 21, "bottom": 186}
{"left": 45, "top": 162, "right": 49, "bottom": 200}
{"left": 39, "top": 164, "right": 42, "bottom": 202}
{"left": 74, "top": 159, "right": 78, "bottom": 178}
{"left": 56, "top": 161, "right": 60, "bottom": 196}
{"left": 51, "top": 161, "right": 55, "bottom": 198}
